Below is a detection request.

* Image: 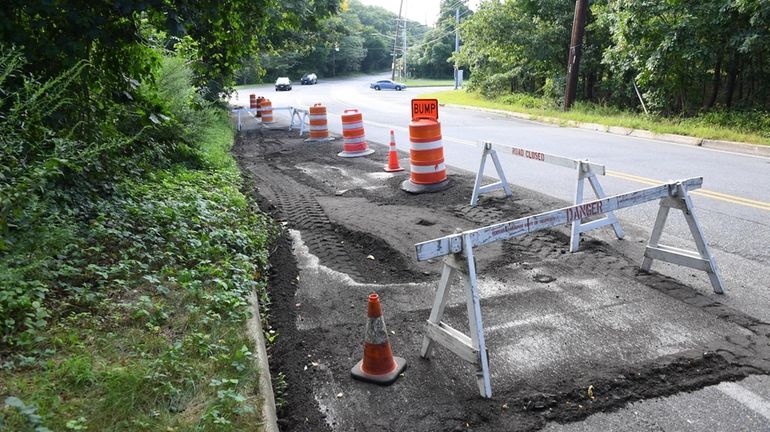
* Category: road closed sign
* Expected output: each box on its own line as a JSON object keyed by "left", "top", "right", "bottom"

{"left": 411, "top": 99, "right": 439, "bottom": 121}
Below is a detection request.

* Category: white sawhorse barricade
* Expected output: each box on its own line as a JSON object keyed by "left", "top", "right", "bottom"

{"left": 231, "top": 106, "right": 294, "bottom": 131}
{"left": 471, "top": 141, "right": 624, "bottom": 252}
{"left": 288, "top": 108, "right": 310, "bottom": 137}
{"left": 415, "top": 177, "right": 724, "bottom": 398}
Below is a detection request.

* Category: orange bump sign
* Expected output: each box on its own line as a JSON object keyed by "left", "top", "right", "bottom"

{"left": 411, "top": 99, "right": 439, "bottom": 121}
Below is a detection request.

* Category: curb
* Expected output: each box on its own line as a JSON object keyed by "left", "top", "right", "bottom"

{"left": 441, "top": 103, "right": 770, "bottom": 158}
{"left": 247, "top": 292, "right": 280, "bottom": 432}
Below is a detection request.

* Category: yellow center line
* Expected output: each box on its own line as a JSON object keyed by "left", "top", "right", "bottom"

{"left": 607, "top": 170, "right": 770, "bottom": 211}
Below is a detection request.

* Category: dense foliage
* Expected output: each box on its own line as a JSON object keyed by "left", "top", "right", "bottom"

{"left": 242, "top": 0, "right": 429, "bottom": 82}
{"left": 0, "top": 45, "right": 279, "bottom": 429}
{"left": 456, "top": 0, "right": 770, "bottom": 114}
{"left": 409, "top": 0, "right": 473, "bottom": 79}
{"left": 1, "top": 0, "right": 337, "bottom": 101}
{"left": 0, "top": 0, "right": 334, "bottom": 428}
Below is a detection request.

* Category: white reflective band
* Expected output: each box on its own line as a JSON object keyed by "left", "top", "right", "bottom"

{"left": 309, "top": 114, "right": 326, "bottom": 120}
{"left": 365, "top": 317, "right": 388, "bottom": 344}
{"left": 342, "top": 121, "right": 364, "bottom": 130}
{"left": 411, "top": 163, "right": 446, "bottom": 173}
{"left": 309, "top": 125, "right": 327, "bottom": 131}
{"left": 344, "top": 136, "right": 366, "bottom": 145}
{"left": 410, "top": 139, "right": 443, "bottom": 151}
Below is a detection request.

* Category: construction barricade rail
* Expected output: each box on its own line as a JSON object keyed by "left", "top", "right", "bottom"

{"left": 231, "top": 105, "right": 294, "bottom": 131}
{"left": 471, "top": 141, "right": 623, "bottom": 252}
{"left": 414, "top": 177, "right": 724, "bottom": 399}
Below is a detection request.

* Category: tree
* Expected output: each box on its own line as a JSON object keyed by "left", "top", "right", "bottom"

{"left": 0, "top": 0, "right": 338, "bottom": 102}
{"left": 411, "top": 0, "right": 473, "bottom": 79}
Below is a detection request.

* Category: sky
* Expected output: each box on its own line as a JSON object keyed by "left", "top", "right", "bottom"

{"left": 356, "top": 0, "right": 480, "bottom": 27}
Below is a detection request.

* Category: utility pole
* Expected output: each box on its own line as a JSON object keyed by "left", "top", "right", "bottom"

{"left": 391, "top": 0, "right": 404, "bottom": 80}
{"left": 454, "top": 8, "right": 460, "bottom": 90}
{"left": 563, "top": 0, "right": 587, "bottom": 111}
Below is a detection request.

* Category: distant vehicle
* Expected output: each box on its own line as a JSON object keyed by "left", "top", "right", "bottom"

{"left": 300, "top": 73, "right": 318, "bottom": 85}
{"left": 370, "top": 79, "right": 407, "bottom": 91}
{"left": 275, "top": 77, "right": 292, "bottom": 91}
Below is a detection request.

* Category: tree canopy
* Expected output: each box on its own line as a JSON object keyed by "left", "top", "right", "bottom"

{"left": 455, "top": 0, "right": 770, "bottom": 114}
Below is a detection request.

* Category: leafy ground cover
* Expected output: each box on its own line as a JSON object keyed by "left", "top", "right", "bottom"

{"left": 1, "top": 114, "right": 276, "bottom": 431}
{"left": 1, "top": 49, "right": 277, "bottom": 431}
{"left": 420, "top": 90, "right": 770, "bottom": 146}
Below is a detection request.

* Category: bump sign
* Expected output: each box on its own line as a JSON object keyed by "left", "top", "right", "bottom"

{"left": 411, "top": 99, "right": 439, "bottom": 121}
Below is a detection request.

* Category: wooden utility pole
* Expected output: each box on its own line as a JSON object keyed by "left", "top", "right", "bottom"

{"left": 391, "top": 0, "right": 404, "bottom": 80}
{"left": 564, "top": 0, "right": 587, "bottom": 111}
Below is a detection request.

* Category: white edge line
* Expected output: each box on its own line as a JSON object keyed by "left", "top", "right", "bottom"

{"left": 717, "top": 381, "right": 770, "bottom": 421}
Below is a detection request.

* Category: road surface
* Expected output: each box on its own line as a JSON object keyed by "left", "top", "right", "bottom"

{"left": 232, "top": 75, "right": 770, "bottom": 431}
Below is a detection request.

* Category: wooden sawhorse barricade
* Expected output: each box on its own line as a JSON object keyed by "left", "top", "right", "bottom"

{"left": 415, "top": 177, "right": 724, "bottom": 398}
{"left": 471, "top": 141, "right": 624, "bottom": 252}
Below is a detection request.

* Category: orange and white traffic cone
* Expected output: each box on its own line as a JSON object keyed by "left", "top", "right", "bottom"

{"left": 351, "top": 293, "right": 406, "bottom": 385}
{"left": 384, "top": 130, "right": 404, "bottom": 172}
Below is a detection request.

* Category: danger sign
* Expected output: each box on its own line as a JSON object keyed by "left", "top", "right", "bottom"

{"left": 411, "top": 99, "right": 439, "bottom": 121}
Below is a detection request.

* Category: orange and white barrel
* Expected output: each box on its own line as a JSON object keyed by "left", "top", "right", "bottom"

{"left": 400, "top": 118, "right": 449, "bottom": 193}
{"left": 249, "top": 94, "right": 257, "bottom": 109}
{"left": 308, "top": 103, "right": 331, "bottom": 140}
{"left": 256, "top": 96, "right": 265, "bottom": 118}
{"left": 338, "top": 109, "right": 374, "bottom": 157}
{"left": 261, "top": 99, "right": 274, "bottom": 124}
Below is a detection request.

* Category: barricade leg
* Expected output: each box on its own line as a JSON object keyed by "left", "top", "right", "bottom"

{"left": 470, "top": 143, "right": 512, "bottom": 207}
{"left": 569, "top": 161, "right": 624, "bottom": 252}
{"left": 289, "top": 109, "right": 299, "bottom": 131}
{"left": 641, "top": 184, "right": 724, "bottom": 294}
{"left": 420, "top": 237, "right": 492, "bottom": 398}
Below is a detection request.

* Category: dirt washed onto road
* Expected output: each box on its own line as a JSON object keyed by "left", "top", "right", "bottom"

{"left": 234, "top": 122, "right": 770, "bottom": 432}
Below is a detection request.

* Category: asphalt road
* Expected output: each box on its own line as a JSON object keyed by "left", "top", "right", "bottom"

{"left": 232, "top": 75, "right": 770, "bottom": 431}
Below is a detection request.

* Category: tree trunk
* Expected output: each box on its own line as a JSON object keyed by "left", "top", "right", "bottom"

{"left": 585, "top": 70, "right": 596, "bottom": 101}
{"left": 725, "top": 53, "right": 739, "bottom": 108}
{"left": 705, "top": 42, "right": 725, "bottom": 109}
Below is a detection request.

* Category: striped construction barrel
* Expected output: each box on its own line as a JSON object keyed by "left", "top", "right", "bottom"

{"left": 256, "top": 96, "right": 266, "bottom": 118}
{"left": 338, "top": 108, "right": 374, "bottom": 157}
{"left": 249, "top": 94, "right": 257, "bottom": 109}
{"left": 261, "top": 100, "right": 274, "bottom": 124}
{"left": 408, "top": 118, "right": 446, "bottom": 184}
{"left": 400, "top": 118, "right": 449, "bottom": 193}
{"left": 309, "top": 103, "right": 330, "bottom": 140}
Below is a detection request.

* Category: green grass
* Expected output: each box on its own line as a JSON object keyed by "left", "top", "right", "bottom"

{"left": 1, "top": 114, "right": 277, "bottom": 431}
{"left": 403, "top": 78, "right": 455, "bottom": 87}
{"left": 418, "top": 90, "right": 770, "bottom": 146}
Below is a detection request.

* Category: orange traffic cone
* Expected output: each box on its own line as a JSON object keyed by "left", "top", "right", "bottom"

{"left": 351, "top": 293, "right": 406, "bottom": 385}
{"left": 384, "top": 130, "right": 404, "bottom": 172}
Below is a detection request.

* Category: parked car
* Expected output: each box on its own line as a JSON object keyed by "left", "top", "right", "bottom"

{"left": 369, "top": 79, "right": 407, "bottom": 91}
{"left": 275, "top": 77, "right": 292, "bottom": 91}
{"left": 300, "top": 73, "right": 318, "bottom": 85}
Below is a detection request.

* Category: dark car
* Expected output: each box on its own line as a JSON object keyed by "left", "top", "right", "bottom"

{"left": 275, "top": 77, "right": 292, "bottom": 91}
{"left": 300, "top": 73, "right": 318, "bottom": 85}
{"left": 369, "top": 79, "right": 407, "bottom": 91}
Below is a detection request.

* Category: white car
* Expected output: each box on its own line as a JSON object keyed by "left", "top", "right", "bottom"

{"left": 275, "top": 77, "right": 292, "bottom": 91}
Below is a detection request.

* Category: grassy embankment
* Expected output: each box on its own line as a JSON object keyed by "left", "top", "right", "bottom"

{"left": 419, "top": 90, "right": 770, "bottom": 146}
{"left": 1, "top": 65, "right": 277, "bottom": 430}
{"left": 403, "top": 78, "right": 455, "bottom": 87}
